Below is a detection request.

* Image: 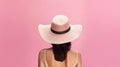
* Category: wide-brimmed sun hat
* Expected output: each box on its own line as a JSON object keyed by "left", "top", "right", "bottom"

{"left": 38, "top": 15, "right": 83, "bottom": 44}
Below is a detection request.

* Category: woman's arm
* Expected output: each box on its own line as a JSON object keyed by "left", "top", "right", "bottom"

{"left": 76, "top": 52, "right": 82, "bottom": 67}
{"left": 38, "top": 50, "right": 45, "bottom": 67}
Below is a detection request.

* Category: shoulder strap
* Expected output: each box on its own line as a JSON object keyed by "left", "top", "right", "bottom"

{"left": 75, "top": 50, "right": 79, "bottom": 63}
{"left": 44, "top": 49, "right": 46, "bottom": 61}
{"left": 44, "top": 49, "right": 49, "bottom": 67}
{"left": 73, "top": 50, "right": 78, "bottom": 67}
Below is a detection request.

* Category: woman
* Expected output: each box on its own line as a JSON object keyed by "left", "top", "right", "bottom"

{"left": 38, "top": 15, "right": 83, "bottom": 67}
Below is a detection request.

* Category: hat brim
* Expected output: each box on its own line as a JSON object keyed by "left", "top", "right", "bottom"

{"left": 38, "top": 24, "right": 82, "bottom": 44}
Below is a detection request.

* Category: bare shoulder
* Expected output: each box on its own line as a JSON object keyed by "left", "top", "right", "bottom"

{"left": 39, "top": 48, "right": 51, "bottom": 53}
{"left": 68, "top": 50, "right": 82, "bottom": 63}
{"left": 38, "top": 48, "right": 52, "bottom": 57}
{"left": 70, "top": 50, "right": 82, "bottom": 60}
{"left": 68, "top": 50, "right": 81, "bottom": 56}
{"left": 38, "top": 49, "right": 45, "bottom": 61}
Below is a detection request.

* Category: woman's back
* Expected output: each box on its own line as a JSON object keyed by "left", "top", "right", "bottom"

{"left": 38, "top": 48, "right": 82, "bottom": 67}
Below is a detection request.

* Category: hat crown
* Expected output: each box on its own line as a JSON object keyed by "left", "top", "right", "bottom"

{"left": 51, "top": 15, "right": 70, "bottom": 32}
{"left": 52, "top": 15, "right": 68, "bottom": 25}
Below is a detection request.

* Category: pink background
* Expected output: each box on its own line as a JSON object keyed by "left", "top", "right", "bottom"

{"left": 0, "top": 0, "right": 120, "bottom": 67}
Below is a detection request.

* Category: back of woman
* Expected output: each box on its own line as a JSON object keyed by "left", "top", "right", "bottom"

{"left": 38, "top": 42, "right": 82, "bottom": 67}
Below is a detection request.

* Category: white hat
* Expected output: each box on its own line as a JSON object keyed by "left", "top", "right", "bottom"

{"left": 38, "top": 15, "right": 83, "bottom": 44}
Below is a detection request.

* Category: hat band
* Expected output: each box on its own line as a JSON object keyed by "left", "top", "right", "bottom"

{"left": 51, "top": 27, "right": 71, "bottom": 34}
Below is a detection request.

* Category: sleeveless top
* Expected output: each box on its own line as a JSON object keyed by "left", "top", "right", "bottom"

{"left": 44, "top": 49, "right": 78, "bottom": 67}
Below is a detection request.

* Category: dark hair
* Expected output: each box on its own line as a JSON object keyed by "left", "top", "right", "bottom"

{"left": 52, "top": 42, "right": 71, "bottom": 62}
